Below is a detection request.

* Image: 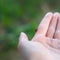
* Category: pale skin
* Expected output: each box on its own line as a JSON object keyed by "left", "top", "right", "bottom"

{"left": 18, "top": 12, "right": 60, "bottom": 60}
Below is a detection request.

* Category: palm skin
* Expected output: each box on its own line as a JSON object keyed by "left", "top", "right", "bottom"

{"left": 18, "top": 12, "right": 60, "bottom": 60}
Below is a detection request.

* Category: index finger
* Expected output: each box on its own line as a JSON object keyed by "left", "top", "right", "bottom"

{"left": 36, "top": 12, "right": 53, "bottom": 36}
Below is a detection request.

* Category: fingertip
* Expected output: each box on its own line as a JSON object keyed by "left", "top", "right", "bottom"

{"left": 19, "top": 32, "right": 28, "bottom": 41}
{"left": 45, "top": 12, "right": 53, "bottom": 17}
{"left": 54, "top": 12, "right": 60, "bottom": 17}
{"left": 20, "top": 32, "right": 26, "bottom": 36}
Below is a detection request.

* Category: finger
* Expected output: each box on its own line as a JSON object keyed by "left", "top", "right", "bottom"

{"left": 36, "top": 12, "right": 53, "bottom": 36}
{"left": 18, "top": 32, "right": 31, "bottom": 60}
{"left": 46, "top": 13, "right": 59, "bottom": 38}
{"left": 54, "top": 15, "right": 60, "bottom": 40}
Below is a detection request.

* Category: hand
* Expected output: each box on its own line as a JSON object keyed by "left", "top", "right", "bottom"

{"left": 18, "top": 12, "right": 60, "bottom": 60}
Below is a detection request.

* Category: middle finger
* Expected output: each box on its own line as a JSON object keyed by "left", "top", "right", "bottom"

{"left": 46, "top": 13, "right": 59, "bottom": 38}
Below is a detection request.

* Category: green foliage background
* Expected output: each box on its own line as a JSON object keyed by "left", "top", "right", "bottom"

{"left": 0, "top": 0, "right": 60, "bottom": 60}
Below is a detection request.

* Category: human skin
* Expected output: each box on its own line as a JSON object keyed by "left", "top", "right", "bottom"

{"left": 18, "top": 12, "right": 60, "bottom": 60}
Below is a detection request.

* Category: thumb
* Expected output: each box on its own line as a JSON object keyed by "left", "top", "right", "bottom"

{"left": 18, "top": 32, "right": 30, "bottom": 59}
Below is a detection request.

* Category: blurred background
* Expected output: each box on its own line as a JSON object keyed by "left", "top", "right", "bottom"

{"left": 0, "top": 0, "right": 60, "bottom": 60}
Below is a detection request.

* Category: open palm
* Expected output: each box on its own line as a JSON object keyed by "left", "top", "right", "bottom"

{"left": 18, "top": 12, "right": 60, "bottom": 60}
